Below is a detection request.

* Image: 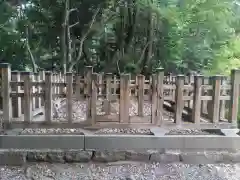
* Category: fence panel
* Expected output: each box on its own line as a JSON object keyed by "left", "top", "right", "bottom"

{"left": 0, "top": 63, "right": 239, "bottom": 130}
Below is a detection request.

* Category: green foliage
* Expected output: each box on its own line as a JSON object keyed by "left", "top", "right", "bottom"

{"left": 204, "top": 37, "right": 240, "bottom": 76}
{"left": 0, "top": 0, "right": 240, "bottom": 75}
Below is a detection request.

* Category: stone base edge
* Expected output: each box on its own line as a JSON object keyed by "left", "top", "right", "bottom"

{"left": 1, "top": 149, "right": 240, "bottom": 166}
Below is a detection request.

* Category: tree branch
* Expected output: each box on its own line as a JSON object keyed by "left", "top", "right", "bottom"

{"left": 0, "top": 21, "right": 8, "bottom": 29}
{"left": 25, "top": 26, "right": 38, "bottom": 73}
{"left": 68, "top": 7, "right": 101, "bottom": 70}
{"left": 69, "top": 8, "right": 78, "bottom": 13}
{"left": 69, "top": 22, "right": 79, "bottom": 28}
{"left": 67, "top": 13, "right": 72, "bottom": 67}
{"left": 138, "top": 40, "right": 151, "bottom": 65}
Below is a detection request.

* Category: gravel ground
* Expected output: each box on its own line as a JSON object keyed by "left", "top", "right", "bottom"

{"left": 53, "top": 99, "right": 88, "bottom": 121}
{"left": 19, "top": 128, "right": 225, "bottom": 135}
{"left": 52, "top": 98, "right": 169, "bottom": 122}
{"left": 95, "top": 128, "right": 154, "bottom": 135}
{"left": 19, "top": 128, "right": 154, "bottom": 135}
{"left": 20, "top": 128, "right": 85, "bottom": 135}
{"left": 1, "top": 162, "right": 240, "bottom": 180}
{"left": 165, "top": 129, "right": 224, "bottom": 136}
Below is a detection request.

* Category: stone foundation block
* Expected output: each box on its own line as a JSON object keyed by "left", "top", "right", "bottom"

{"left": 180, "top": 151, "right": 227, "bottom": 164}
{"left": 27, "top": 151, "right": 48, "bottom": 162}
{"left": 150, "top": 153, "right": 180, "bottom": 163}
{"left": 223, "top": 152, "right": 240, "bottom": 162}
{"left": 0, "top": 150, "right": 26, "bottom": 166}
{"left": 92, "top": 151, "right": 126, "bottom": 162}
{"left": 204, "top": 151, "right": 226, "bottom": 163}
{"left": 65, "top": 150, "right": 92, "bottom": 162}
{"left": 47, "top": 150, "right": 65, "bottom": 163}
{"left": 125, "top": 150, "right": 150, "bottom": 161}
{"left": 180, "top": 152, "right": 212, "bottom": 164}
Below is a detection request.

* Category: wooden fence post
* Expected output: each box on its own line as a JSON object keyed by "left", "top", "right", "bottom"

{"left": 229, "top": 69, "right": 240, "bottom": 127}
{"left": 174, "top": 75, "right": 184, "bottom": 125}
{"left": 119, "top": 74, "right": 130, "bottom": 123}
{"left": 40, "top": 71, "right": 45, "bottom": 107}
{"left": 151, "top": 74, "right": 157, "bottom": 124}
{"left": 99, "top": 73, "right": 103, "bottom": 96}
{"left": 184, "top": 74, "right": 188, "bottom": 108}
{"left": 104, "top": 73, "right": 112, "bottom": 115}
{"left": 188, "top": 73, "right": 194, "bottom": 108}
{"left": 44, "top": 72, "right": 53, "bottom": 123}
{"left": 189, "top": 73, "right": 194, "bottom": 84}
{"left": 11, "top": 71, "right": 22, "bottom": 118}
{"left": 113, "top": 75, "right": 117, "bottom": 95}
{"left": 137, "top": 74, "right": 144, "bottom": 117}
{"left": 210, "top": 75, "right": 221, "bottom": 124}
{"left": 52, "top": 73, "right": 56, "bottom": 101}
{"left": 168, "top": 73, "right": 171, "bottom": 84}
{"left": 0, "top": 63, "right": 12, "bottom": 128}
{"left": 58, "top": 72, "right": 64, "bottom": 95}
{"left": 20, "top": 73, "right": 24, "bottom": 114}
{"left": 192, "top": 75, "right": 203, "bottom": 125}
{"left": 149, "top": 76, "right": 152, "bottom": 85}
{"left": 135, "top": 75, "right": 138, "bottom": 97}
{"left": 66, "top": 72, "right": 73, "bottom": 123}
{"left": 201, "top": 77, "right": 208, "bottom": 115}
{"left": 164, "top": 74, "right": 169, "bottom": 96}
{"left": 156, "top": 68, "right": 164, "bottom": 126}
{"left": 85, "top": 66, "right": 93, "bottom": 120}
{"left": 23, "top": 72, "right": 33, "bottom": 123}
{"left": 220, "top": 76, "right": 227, "bottom": 119}
{"left": 35, "top": 73, "right": 41, "bottom": 109}
{"left": 56, "top": 73, "right": 60, "bottom": 97}
{"left": 171, "top": 74, "right": 175, "bottom": 100}
{"left": 91, "top": 73, "right": 98, "bottom": 125}
{"left": 32, "top": 73, "right": 37, "bottom": 111}
{"left": 206, "top": 77, "right": 214, "bottom": 119}
{"left": 75, "top": 74, "right": 81, "bottom": 100}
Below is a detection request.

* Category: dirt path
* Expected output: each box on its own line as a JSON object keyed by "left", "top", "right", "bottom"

{"left": 1, "top": 162, "right": 240, "bottom": 180}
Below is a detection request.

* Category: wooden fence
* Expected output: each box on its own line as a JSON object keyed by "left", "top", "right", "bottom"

{"left": 0, "top": 63, "right": 239, "bottom": 129}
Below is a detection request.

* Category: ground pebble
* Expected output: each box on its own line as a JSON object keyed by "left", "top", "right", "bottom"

{"left": 1, "top": 162, "right": 240, "bottom": 180}
{"left": 95, "top": 128, "right": 154, "bottom": 135}
{"left": 21, "top": 128, "right": 85, "bottom": 135}
{"left": 49, "top": 98, "right": 172, "bottom": 122}
{"left": 165, "top": 129, "right": 217, "bottom": 135}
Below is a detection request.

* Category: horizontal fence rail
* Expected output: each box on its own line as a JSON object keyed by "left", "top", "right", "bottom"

{"left": 0, "top": 63, "right": 239, "bottom": 129}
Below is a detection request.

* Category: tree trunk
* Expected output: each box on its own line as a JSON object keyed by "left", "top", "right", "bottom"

{"left": 61, "top": 0, "right": 69, "bottom": 74}
{"left": 26, "top": 26, "right": 38, "bottom": 73}
{"left": 67, "top": 21, "right": 72, "bottom": 72}
{"left": 61, "top": 28, "right": 67, "bottom": 74}
{"left": 141, "top": 7, "right": 153, "bottom": 74}
{"left": 67, "top": 7, "right": 100, "bottom": 71}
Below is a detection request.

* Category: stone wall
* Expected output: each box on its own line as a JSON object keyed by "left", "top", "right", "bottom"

{"left": 1, "top": 149, "right": 240, "bottom": 166}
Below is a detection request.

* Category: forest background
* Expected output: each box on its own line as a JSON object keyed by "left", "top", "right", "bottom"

{"left": 1, "top": 0, "right": 240, "bottom": 120}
